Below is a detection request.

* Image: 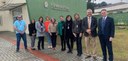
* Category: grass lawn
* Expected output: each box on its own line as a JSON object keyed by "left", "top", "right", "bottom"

{"left": 111, "top": 29, "right": 128, "bottom": 61}
{"left": 81, "top": 29, "right": 128, "bottom": 61}
{"left": 45, "top": 28, "right": 128, "bottom": 61}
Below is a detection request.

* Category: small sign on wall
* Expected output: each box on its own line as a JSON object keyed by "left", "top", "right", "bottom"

{"left": 44, "top": 1, "right": 69, "bottom": 12}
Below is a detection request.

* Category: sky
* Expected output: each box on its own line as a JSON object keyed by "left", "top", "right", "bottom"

{"left": 94, "top": 0, "right": 128, "bottom": 4}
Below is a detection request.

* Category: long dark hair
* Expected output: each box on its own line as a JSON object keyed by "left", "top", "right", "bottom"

{"left": 66, "top": 15, "right": 73, "bottom": 23}
{"left": 38, "top": 16, "right": 43, "bottom": 23}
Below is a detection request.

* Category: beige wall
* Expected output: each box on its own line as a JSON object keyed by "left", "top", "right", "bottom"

{"left": 0, "top": 11, "right": 13, "bottom": 31}
{"left": 0, "top": 5, "right": 30, "bottom": 34}
{"left": 22, "top": 5, "right": 30, "bottom": 34}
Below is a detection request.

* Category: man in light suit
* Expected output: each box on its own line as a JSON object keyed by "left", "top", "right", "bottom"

{"left": 82, "top": 9, "right": 97, "bottom": 59}
{"left": 98, "top": 9, "right": 115, "bottom": 61}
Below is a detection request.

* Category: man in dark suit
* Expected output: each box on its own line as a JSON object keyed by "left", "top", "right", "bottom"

{"left": 82, "top": 9, "right": 97, "bottom": 59}
{"left": 98, "top": 9, "right": 115, "bottom": 61}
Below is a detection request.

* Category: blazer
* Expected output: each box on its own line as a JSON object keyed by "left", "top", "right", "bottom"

{"left": 82, "top": 16, "right": 97, "bottom": 37}
{"left": 35, "top": 21, "right": 45, "bottom": 37}
{"left": 98, "top": 16, "right": 115, "bottom": 37}
{"left": 72, "top": 19, "right": 82, "bottom": 34}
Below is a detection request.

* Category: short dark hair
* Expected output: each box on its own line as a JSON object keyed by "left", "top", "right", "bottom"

{"left": 101, "top": 9, "right": 107, "bottom": 12}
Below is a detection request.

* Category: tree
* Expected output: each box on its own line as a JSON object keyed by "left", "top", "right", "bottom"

{"left": 87, "top": 0, "right": 108, "bottom": 13}
{"left": 100, "top": 1, "right": 107, "bottom": 6}
{"left": 87, "top": 0, "right": 95, "bottom": 13}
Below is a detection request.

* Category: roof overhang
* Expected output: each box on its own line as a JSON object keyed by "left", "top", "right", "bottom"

{"left": 94, "top": 3, "right": 128, "bottom": 13}
{"left": 0, "top": 3, "right": 26, "bottom": 11}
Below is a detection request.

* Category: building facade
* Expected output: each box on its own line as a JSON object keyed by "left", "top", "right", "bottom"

{"left": 26, "top": 0, "right": 87, "bottom": 20}
{"left": 0, "top": 0, "right": 29, "bottom": 32}
{"left": 0, "top": 0, "right": 87, "bottom": 32}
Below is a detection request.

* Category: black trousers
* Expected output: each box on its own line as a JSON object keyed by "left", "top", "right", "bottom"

{"left": 99, "top": 35, "right": 113, "bottom": 61}
{"left": 75, "top": 33, "right": 82, "bottom": 55}
{"left": 66, "top": 35, "right": 74, "bottom": 52}
{"left": 38, "top": 37, "right": 44, "bottom": 49}
{"left": 60, "top": 34, "right": 66, "bottom": 50}
{"left": 51, "top": 33, "right": 57, "bottom": 48}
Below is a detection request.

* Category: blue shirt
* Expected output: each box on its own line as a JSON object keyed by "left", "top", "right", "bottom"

{"left": 13, "top": 20, "right": 26, "bottom": 33}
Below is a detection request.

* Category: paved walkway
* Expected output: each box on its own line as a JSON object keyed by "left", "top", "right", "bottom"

{"left": 0, "top": 38, "right": 43, "bottom": 61}
{"left": 0, "top": 31, "right": 103, "bottom": 61}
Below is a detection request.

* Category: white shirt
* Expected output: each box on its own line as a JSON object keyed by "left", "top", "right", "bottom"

{"left": 88, "top": 17, "right": 92, "bottom": 28}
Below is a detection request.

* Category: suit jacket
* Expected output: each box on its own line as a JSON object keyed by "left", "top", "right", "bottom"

{"left": 82, "top": 16, "right": 97, "bottom": 37}
{"left": 35, "top": 21, "right": 45, "bottom": 37}
{"left": 98, "top": 16, "right": 115, "bottom": 37}
{"left": 72, "top": 19, "right": 82, "bottom": 34}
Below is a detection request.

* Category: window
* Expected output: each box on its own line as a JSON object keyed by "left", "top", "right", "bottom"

{"left": 12, "top": 7, "right": 22, "bottom": 16}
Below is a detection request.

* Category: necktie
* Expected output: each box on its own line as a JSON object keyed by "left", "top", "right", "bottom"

{"left": 101, "top": 17, "right": 105, "bottom": 34}
{"left": 103, "top": 17, "right": 106, "bottom": 21}
{"left": 88, "top": 17, "right": 91, "bottom": 29}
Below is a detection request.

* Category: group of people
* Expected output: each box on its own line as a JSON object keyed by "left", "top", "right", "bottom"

{"left": 13, "top": 9, "right": 115, "bottom": 61}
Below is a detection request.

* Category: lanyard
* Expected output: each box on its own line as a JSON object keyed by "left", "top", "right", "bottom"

{"left": 18, "top": 21, "right": 22, "bottom": 27}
